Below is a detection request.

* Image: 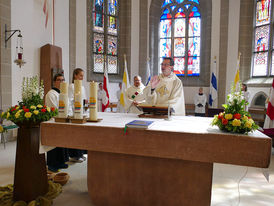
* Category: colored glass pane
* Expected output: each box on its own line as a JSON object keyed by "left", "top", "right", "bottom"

{"left": 108, "top": 0, "right": 117, "bottom": 15}
{"left": 174, "top": 57, "right": 185, "bottom": 76}
{"left": 189, "top": 0, "right": 199, "bottom": 4}
{"left": 187, "top": 56, "right": 200, "bottom": 76}
{"left": 160, "top": 19, "right": 172, "bottom": 38}
{"left": 185, "top": 4, "right": 191, "bottom": 9}
{"left": 174, "top": 38, "right": 185, "bottom": 56}
{"left": 160, "top": 13, "right": 172, "bottom": 20}
{"left": 256, "top": 0, "right": 271, "bottom": 26}
{"left": 254, "top": 25, "right": 269, "bottom": 52}
{"left": 94, "top": 54, "right": 104, "bottom": 73}
{"left": 108, "top": 16, "right": 117, "bottom": 34}
{"left": 272, "top": 52, "right": 274, "bottom": 75}
{"left": 108, "top": 36, "right": 117, "bottom": 55}
{"left": 188, "top": 37, "right": 200, "bottom": 56}
{"left": 162, "top": 0, "right": 172, "bottom": 8}
{"left": 94, "top": 0, "right": 104, "bottom": 13}
{"left": 253, "top": 52, "right": 268, "bottom": 76}
{"left": 93, "top": 12, "right": 104, "bottom": 32}
{"left": 94, "top": 33, "right": 104, "bottom": 53}
{"left": 159, "top": 39, "right": 171, "bottom": 57}
{"left": 174, "top": 18, "right": 186, "bottom": 37}
{"left": 176, "top": 0, "right": 185, "bottom": 3}
{"left": 171, "top": 6, "right": 176, "bottom": 11}
{"left": 189, "top": 17, "right": 200, "bottom": 36}
{"left": 163, "top": 8, "right": 169, "bottom": 14}
{"left": 108, "top": 56, "right": 117, "bottom": 74}
{"left": 189, "top": 6, "right": 200, "bottom": 17}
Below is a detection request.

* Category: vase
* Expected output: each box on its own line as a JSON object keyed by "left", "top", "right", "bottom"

{"left": 13, "top": 124, "right": 48, "bottom": 202}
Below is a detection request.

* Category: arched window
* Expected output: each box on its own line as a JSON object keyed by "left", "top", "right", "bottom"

{"left": 92, "top": 0, "right": 118, "bottom": 74}
{"left": 159, "top": 0, "right": 201, "bottom": 76}
{"left": 252, "top": 0, "right": 273, "bottom": 77}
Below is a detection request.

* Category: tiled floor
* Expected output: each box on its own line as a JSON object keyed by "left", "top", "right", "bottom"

{"left": 1, "top": 141, "right": 274, "bottom": 206}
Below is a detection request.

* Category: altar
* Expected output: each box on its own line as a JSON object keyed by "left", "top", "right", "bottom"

{"left": 41, "top": 113, "right": 271, "bottom": 206}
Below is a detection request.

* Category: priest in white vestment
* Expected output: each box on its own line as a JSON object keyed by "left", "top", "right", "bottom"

{"left": 143, "top": 57, "right": 185, "bottom": 116}
{"left": 124, "top": 76, "right": 146, "bottom": 114}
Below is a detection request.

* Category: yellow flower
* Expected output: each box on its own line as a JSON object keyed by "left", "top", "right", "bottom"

{"left": 15, "top": 106, "right": 19, "bottom": 110}
{"left": 33, "top": 110, "right": 39, "bottom": 115}
{"left": 0, "top": 125, "right": 3, "bottom": 133}
{"left": 6, "top": 112, "right": 10, "bottom": 118}
{"left": 249, "top": 119, "right": 254, "bottom": 124}
{"left": 245, "top": 121, "right": 252, "bottom": 129}
{"left": 232, "top": 119, "right": 241, "bottom": 127}
{"left": 37, "top": 104, "right": 43, "bottom": 108}
{"left": 19, "top": 109, "right": 23, "bottom": 113}
{"left": 225, "top": 114, "right": 233, "bottom": 120}
{"left": 47, "top": 107, "right": 50, "bottom": 112}
{"left": 242, "top": 115, "right": 248, "bottom": 121}
{"left": 1, "top": 112, "right": 4, "bottom": 117}
{"left": 15, "top": 112, "right": 21, "bottom": 119}
{"left": 25, "top": 112, "right": 32, "bottom": 118}
{"left": 30, "top": 105, "right": 36, "bottom": 110}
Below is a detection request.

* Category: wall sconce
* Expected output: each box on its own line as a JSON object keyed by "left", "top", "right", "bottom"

{"left": 5, "top": 24, "right": 26, "bottom": 68}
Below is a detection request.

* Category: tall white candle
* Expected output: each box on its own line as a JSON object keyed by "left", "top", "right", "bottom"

{"left": 74, "top": 80, "right": 83, "bottom": 119}
{"left": 89, "top": 82, "right": 98, "bottom": 121}
{"left": 58, "top": 82, "right": 68, "bottom": 118}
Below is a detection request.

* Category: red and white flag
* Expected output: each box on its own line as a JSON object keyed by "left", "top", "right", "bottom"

{"left": 43, "top": 0, "right": 49, "bottom": 28}
{"left": 102, "top": 64, "right": 110, "bottom": 112}
{"left": 264, "top": 78, "right": 274, "bottom": 129}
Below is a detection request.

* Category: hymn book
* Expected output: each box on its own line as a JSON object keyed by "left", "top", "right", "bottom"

{"left": 126, "top": 120, "right": 154, "bottom": 129}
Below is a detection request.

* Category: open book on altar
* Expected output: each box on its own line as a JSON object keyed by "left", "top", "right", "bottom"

{"left": 126, "top": 120, "right": 154, "bottom": 129}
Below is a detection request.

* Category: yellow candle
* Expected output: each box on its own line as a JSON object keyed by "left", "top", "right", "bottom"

{"left": 89, "top": 81, "right": 98, "bottom": 121}
{"left": 74, "top": 80, "right": 82, "bottom": 95}
{"left": 60, "top": 82, "right": 68, "bottom": 94}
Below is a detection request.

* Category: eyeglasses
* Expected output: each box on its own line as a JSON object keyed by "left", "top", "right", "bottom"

{"left": 161, "top": 63, "right": 170, "bottom": 67}
{"left": 56, "top": 78, "right": 65, "bottom": 82}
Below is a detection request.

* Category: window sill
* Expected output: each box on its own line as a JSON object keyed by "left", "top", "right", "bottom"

{"left": 244, "top": 77, "right": 273, "bottom": 87}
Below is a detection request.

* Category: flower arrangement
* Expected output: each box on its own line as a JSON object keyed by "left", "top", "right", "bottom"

{"left": 0, "top": 124, "right": 7, "bottom": 133}
{"left": 211, "top": 83, "right": 258, "bottom": 134}
{"left": 1, "top": 76, "right": 58, "bottom": 125}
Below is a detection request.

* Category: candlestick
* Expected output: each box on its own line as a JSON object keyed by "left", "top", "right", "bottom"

{"left": 89, "top": 81, "right": 98, "bottom": 121}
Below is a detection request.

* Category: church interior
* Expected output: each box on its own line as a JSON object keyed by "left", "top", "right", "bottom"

{"left": 1, "top": 0, "right": 274, "bottom": 205}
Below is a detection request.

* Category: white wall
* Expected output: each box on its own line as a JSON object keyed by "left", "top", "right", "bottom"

{"left": 11, "top": 0, "right": 69, "bottom": 105}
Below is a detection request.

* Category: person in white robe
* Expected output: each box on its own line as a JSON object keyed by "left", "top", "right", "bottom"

{"left": 68, "top": 68, "right": 87, "bottom": 117}
{"left": 194, "top": 87, "right": 207, "bottom": 117}
{"left": 125, "top": 76, "right": 146, "bottom": 114}
{"left": 97, "top": 82, "right": 108, "bottom": 112}
{"left": 143, "top": 57, "right": 185, "bottom": 116}
{"left": 241, "top": 83, "right": 250, "bottom": 111}
{"left": 45, "top": 74, "right": 69, "bottom": 172}
{"left": 116, "top": 82, "right": 124, "bottom": 113}
{"left": 67, "top": 68, "right": 87, "bottom": 162}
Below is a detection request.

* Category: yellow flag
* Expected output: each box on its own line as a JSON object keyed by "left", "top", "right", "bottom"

{"left": 120, "top": 55, "right": 130, "bottom": 107}
{"left": 234, "top": 69, "right": 240, "bottom": 86}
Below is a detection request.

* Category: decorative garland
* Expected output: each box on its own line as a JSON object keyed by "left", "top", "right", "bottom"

{"left": 0, "top": 181, "right": 62, "bottom": 206}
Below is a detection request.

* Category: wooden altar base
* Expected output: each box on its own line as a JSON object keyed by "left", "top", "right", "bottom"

{"left": 13, "top": 126, "right": 48, "bottom": 202}
{"left": 88, "top": 151, "right": 213, "bottom": 206}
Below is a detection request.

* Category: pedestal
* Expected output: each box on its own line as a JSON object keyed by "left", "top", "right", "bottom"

{"left": 13, "top": 125, "right": 48, "bottom": 202}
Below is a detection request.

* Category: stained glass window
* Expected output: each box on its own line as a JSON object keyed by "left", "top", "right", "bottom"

{"left": 252, "top": 0, "right": 273, "bottom": 77}
{"left": 159, "top": 0, "right": 201, "bottom": 76}
{"left": 92, "top": 0, "right": 118, "bottom": 74}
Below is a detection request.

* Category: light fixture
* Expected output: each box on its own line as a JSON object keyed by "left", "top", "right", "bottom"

{"left": 5, "top": 24, "right": 26, "bottom": 68}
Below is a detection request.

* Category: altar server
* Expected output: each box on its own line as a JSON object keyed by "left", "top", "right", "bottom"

{"left": 125, "top": 76, "right": 146, "bottom": 114}
{"left": 68, "top": 68, "right": 87, "bottom": 162}
{"left": 45, "top": 74, "right": 69, "bottom": 172}
{"left": 144, "top": 57, "right": 185, "bottom": 115}
{"left": 194, "top": 87, "right": 207, "bottom": 117}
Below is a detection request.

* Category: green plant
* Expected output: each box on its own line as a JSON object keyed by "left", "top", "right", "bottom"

{"left": 1, "top": 76, "right": 58, "bottom": 125}
{"left": 211, "top": 83, "right": 258, "bottom": 134}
